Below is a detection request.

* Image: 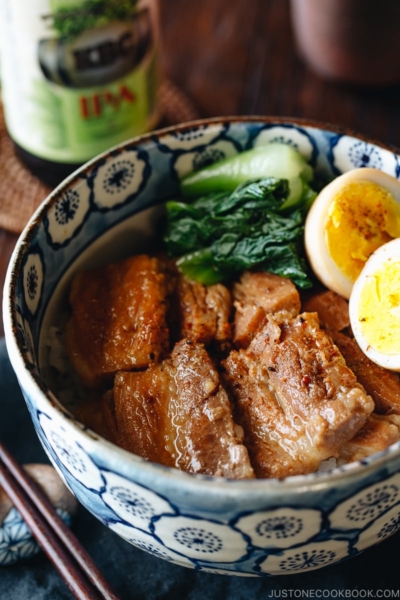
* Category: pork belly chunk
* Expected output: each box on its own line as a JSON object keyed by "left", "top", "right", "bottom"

{"left": 223, "top": 312, "right": 374, "bottom": 478}
{"left": 338, "top": 414, "right": 400, "bottom": 465}
{"left": 110, "top": 340, "right": 254, "bottom": 479}
{"left": 113, "top": 365, "right": 177, "bottom": 467}
{"left": 257, "top": 312, "right": 374, "bottom": 452}
{"left": 328, "top": 329, "right": 400, "bottom": 415}
{"left": 223, "top": 349, "right": 318, "bottom": 478}
{"left": 172, "top": 276, "right": 232, "bottom": 347}
{"left": 171, "top": 339, "right": 253, "bottom": 478}
{"left": 233, "top": 271, "right": 300, "bottom": 348}
{"left": 65, "top": 255, "right": 170, "bottom": 389}
{"left": 302, "top": 290, "right": 350, "bottom": 332}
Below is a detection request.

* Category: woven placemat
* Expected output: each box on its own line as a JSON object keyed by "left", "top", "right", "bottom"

{"left": 0, "top": 80, "right": 200, "bottom": 234}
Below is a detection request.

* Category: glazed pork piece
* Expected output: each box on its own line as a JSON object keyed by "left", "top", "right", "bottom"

{"left": 223, "top": 312, "right": 374, "bottom": 478}
{"left": 65, "top": 255, "right": 171, "bottom": 389}
{"left": 223, "top": 348, "right": 314, "bottom": 478}
{"left": 232, "top": 271, "right": 300, "bottom": 348}
{"left": 104, "top": 339, "right": 255, "bottom": 479}
{"left": 68, "top": 254, "right": 400, "bottom": 478}
{"left": 171, "top": 276, "right": 232, "bottom": 348}
{"left": 112, "top": 364, "right": 177, "bottom": 467}
{"left": 328, "top": 329, "right": 400, "bottom": 415}
{"left": 255, "top": 312, "right": 375, "bottom": 454}
{"left": 338, "top": 414, "right": 400, "bottom": 465}
{"left": 302, "top": 289, "right": 350, "bottom": 332}
{"left": 302, "top": 289, "right": 400, "bottom": 415}
{"left": 170, "top": 339, "right": 253, "bottom": 477}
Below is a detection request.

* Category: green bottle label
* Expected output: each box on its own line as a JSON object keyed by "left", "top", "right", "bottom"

{"left": 0, "top": 0, "right": 159, "bottom": 163}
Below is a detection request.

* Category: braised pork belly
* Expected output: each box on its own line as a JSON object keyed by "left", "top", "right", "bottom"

{"left": 112, "top": 365, "right": 176, "bottom": 467}
{"left": 172, "top": 276, "right": 232, "bottom": 349}
{"left": 302, "top": 289, "right": 400, "bottom": 415}
{"left": 256, "top": 312, "right": 374, "bottom": 450}
{"left": 169, "top": 339, "right": 254, "bottom": 478}
{"left": 338, "top": 414, "right": 400, "bottom": 465}
{"left": 223, "top": 312, "right": 374, "bottom": 477}
{"left": 223, "top": 348, "right": 317, "bottom": 478}
{"left": 233, "top": 271, "right": 300, "bottom": 348}
{"left": 302, "top": 290, "right": 351, "bottom": 332}
{"left": 68, "top": 259, "right": 399, "bottom": 478}
{"left": 65, "top": 255, "right": 170, "bottom": 389}
{"left": 101, "top": 340, "right": 254, "bottom": 478}
{"left": 328, "top": 329, "right": 400, "bottom": 415}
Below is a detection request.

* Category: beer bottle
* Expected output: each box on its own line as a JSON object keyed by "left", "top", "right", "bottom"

{"left": 0, "top": 0, "right": 159, "bottom": 187}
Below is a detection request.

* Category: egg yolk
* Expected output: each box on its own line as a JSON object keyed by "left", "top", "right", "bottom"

{"left": 357, "top": 260, "right": 400, "bottom": 355}
{"left": 325, "top": 180, "right": 400, "bottom": 282}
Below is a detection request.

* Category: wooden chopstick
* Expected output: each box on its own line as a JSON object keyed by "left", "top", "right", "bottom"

{"left": 0, "top": 441, "right": 120, "bottom": 600}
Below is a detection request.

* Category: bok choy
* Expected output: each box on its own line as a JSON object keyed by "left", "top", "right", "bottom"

{"left": 164, "top": 176, "right": 314, "bottom": 288}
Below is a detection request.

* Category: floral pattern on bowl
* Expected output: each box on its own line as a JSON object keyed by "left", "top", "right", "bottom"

{"left": 90, "top": 149, "right": 151, "bottom": 211}
{"left": 156, "top": 123, "right": 228, "bottom": 152}
{"left": 38, "top": 411, "right": 105, "bottom": 492}
{"left": 330, "top": 135, "right": 400, "bottom": 177}
{"left": 354, "top": 503, "right": 400, "bottom": 552}
{"left": 250, "top": 123, "right": 317, "bottom": 164}
{"left": 108, "top": 522, "right": 194, "bottom": 567}
{"left": 172, "top": 139, "right": 240, "bottom": 180}
{"left": 101, "top": 471, "right": 175, "bottom": 533}
{"left": 257, "top": 540, "right": 350, "bottom": 575}
{"left": 328, "top": 472, "right": 400, "bottom": 530}
{"left": 153, "top": 515, "right": 249, "bottom": 563}
{"left": 45, "top": 180, "right": 92, "bottom": 249}
{"left": 22, "top": 249, "right": 44, "bottom": 317}
{"left": 4, "top": 117, "right": 400, "bottom": 576}
{"left": 234, "top": 507, "right": 322, "bottom": 549}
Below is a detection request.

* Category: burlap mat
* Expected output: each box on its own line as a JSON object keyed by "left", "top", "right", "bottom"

{"left": 0, "top": 80, "right": 199, "bottom": 234}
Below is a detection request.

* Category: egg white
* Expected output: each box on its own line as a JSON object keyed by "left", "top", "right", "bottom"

{"left": 304, "top": 168, "right": 400, "bottom": 299}
{"left": 349, "top": 238, "right": 400, "bottom": 371}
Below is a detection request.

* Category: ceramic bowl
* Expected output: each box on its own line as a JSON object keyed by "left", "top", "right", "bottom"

{"left": 4, "top": 117, "right": 400, "bottom": 576}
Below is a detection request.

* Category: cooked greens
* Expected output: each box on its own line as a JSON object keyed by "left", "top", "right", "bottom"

{"left": 164, "top": 177, "right": 314, "bottom": 288}
{"left": 181, "top": 142, "right": 314, "bottom": 210}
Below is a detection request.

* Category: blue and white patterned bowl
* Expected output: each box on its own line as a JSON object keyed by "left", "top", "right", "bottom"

{"left": 3, "top": 117, "right": 400, "bottom": 576}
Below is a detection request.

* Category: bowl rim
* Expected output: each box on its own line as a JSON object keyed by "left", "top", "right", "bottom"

{"left": 4, "top": 114, "right": 400, "bottom": 495}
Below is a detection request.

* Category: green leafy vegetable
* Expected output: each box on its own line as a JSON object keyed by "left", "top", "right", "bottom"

{"left": 164, "top": 177, "right": 313, "bottom": 288}
{"left": 180, "top": 142, "right": 314, "bottom": 209}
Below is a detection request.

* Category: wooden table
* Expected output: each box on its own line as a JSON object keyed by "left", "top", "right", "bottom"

{"left": 1, "top": 0, "right": 400, "bottom": 337}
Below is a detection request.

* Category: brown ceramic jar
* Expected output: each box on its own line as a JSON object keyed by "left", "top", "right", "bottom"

{"left": 290, "top": 0, "right": 400, "bottom": 85}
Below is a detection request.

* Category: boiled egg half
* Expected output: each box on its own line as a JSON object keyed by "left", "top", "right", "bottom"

{"left": 349, "top": 238, "right": 400, "bottom": 371}
{"left": 305, "top": 168, "right": 400, "bottom": 298}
